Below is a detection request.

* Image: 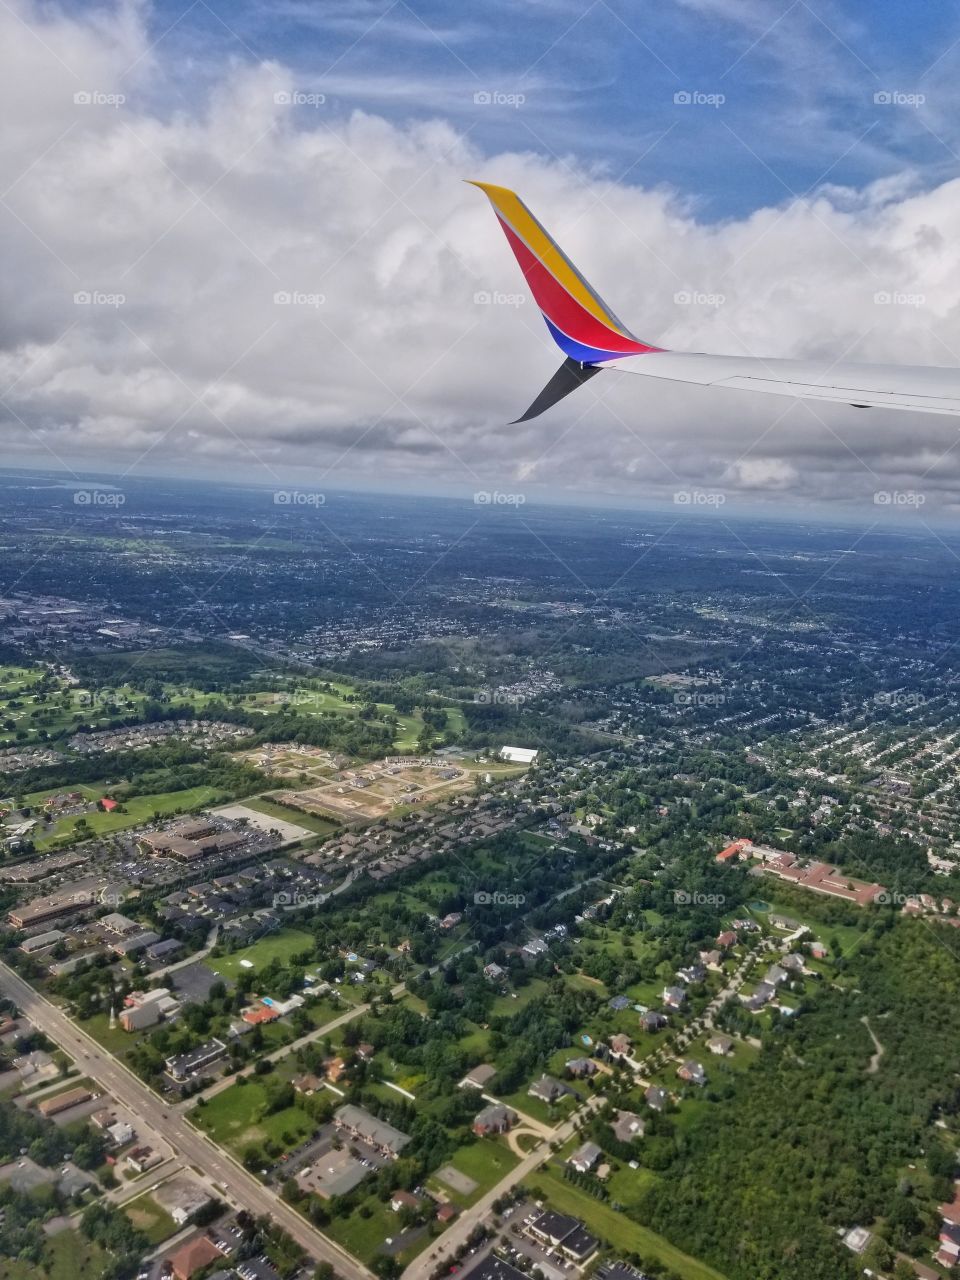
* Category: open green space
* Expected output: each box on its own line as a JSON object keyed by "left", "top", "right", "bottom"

{"left": 436, "top": 1137, "right": 520, "bottom": 1206}
{"left": 242, "top": 793, "right": 340, "bottom": 836}
{"left": 32, "top": 783, "right": 224, "bottom": 848}
{"left": 122, "top": 1191, "right": 178, "bottom": 1245}
{"left": 191, "top": 1076, "right": 315, "bottom": 1154}
{"left": 528, "top": 1164, "right": 727, "bottom": 1280}
{"left": 208, "top": 927, "right": 317, "bottom": 980}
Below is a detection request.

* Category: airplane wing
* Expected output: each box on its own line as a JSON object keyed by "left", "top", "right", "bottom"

{"left": 469, "top": 180, "right": 960, "bottom": 422}
{"left": 604, "top": 350, "right": 960, "bottom": 418}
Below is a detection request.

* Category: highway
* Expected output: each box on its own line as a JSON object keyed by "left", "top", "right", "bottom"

{"left": 0, "top": 960, "right": 372, "bottom": 1280}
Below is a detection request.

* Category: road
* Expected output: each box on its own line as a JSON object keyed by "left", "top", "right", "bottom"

{"left": 402, "top": 1096, "right": 603, "bottom": 1280}
{"left": 0, "top": 960, "right": 372, "bottom": 1280}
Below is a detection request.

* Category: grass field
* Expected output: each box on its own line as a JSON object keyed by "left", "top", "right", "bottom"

{"left": 207, "top": 927, "right": 316, "bottom": 980}
{"left": 26, "top": 782, "right": 224, "bottom": 848}
{"left": 242, "top": 793, "right": 339, "bottom": 836}
{"left": 0, "top": 1231, "right": 111, "bottom": 1280}
{"left": 438, "top": 1138, "right": 520, "bottom": 1206}
{"left": 123, "top": 1191, "right": 178, "bottom": 1244}
{"left": 529, "top": 1165, "right": 727, "bottom": 1280}
{"left": 191, "top": 1077, "right": 315, "bottom": 1154}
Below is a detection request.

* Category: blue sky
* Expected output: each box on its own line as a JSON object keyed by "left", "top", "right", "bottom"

{"left": 125, "top": 0, "right": 960, "bottom": 218}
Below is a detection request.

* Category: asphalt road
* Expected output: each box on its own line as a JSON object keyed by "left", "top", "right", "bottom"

{"left": 0, "top": 960, "right": 372, "bottom": 1280}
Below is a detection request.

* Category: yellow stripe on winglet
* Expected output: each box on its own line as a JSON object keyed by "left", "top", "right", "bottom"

{"left": 467, "top": 180, "right": 631, "bottom": 338}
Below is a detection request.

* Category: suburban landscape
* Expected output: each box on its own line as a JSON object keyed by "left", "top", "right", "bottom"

{"left": 0, "top": 477, "right": 957, "bottom": 1280}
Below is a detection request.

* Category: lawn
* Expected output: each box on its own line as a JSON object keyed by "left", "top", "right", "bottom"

{"left": 241, "top": 793, "right": 339, "bottom": 837}
{"left": 440, "top": 1137, "right": 520, "bottom": 1206}
{"left": 33, "top": 783, "right": 224, "bottom": 848}
{"left": 208, "top": 927, "right": 316, "bottom": 980}
{"left": 322, "top": 1193, "right": 401, "bottom": 1263}
{"left": 191, "top": 1077, "right": 315, "bottom": 1154}
{"left": 529, "top": 1165, "right": 728, "bottom": 1280}
{"left": 123, "top": 1192, "right": 178, "bottom": 1245}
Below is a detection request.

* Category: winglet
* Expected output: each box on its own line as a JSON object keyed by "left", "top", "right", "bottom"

{"left": 469, "top": 180, "right": 662, "bottom": 365}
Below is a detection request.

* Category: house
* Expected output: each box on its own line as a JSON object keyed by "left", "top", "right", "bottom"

{"left": 609, "top": 1033, "right": 633, "bottom": 1057}
{"left": 565, "top": 1056, "right": 597, "bottom": 1078}
{"left": 334, "top": 1104, "right": 410, "bottom": 1158}
{"left": 640, "top": 1010, "right": 666, "bottom": 1032}
{"left": 663, "top": 985, "right": 686, "bottom": 1009}
{"left": 292, "top": 1073, "right": 325, "bottom": 1095}
{"left": 608, "top": 995, "right": 630, "bottom": 1011}
{"left": 168, "top": 1234, "right": 224, "bottom": 1280}
{"left": 126, "top": 1145, "right": 162, "bottom": 1173}
{"left": 716, "top": 930, "right": 738, "bottom": 948}
{"left": 939, "top": 1184, "right": 960, "bottom": 1227}
{"left": 780, "top": 952, "right": 805, "bottom": 973}
{"left": 937, "top": 1222, "right": 960, "bottom": 1269}
{"left": 677, "top": 962, "right": 707, "bottom": 985}
{"left": 645, "top": 1085, "right": 668, "bottom": 1111}
{"left": 473, "top": 1103, "right": 517, "bottom": 1136}
{"left": 436, "top": 1202, "right": 458, "bottom": 1224}
{"left": 707, "top": 1033, "right": 734, "bottom": 1056}
{"left": 677, "top": 1060, "right": 707, "bottom": 1086}
{"left": 521, "top": 937, "right": 549, "bottom": 962}
{"left": 528, "top": 1074, "right": 575, "bottom": 1104}
{"left": 460, "top": 1063, "right": 497, "bottom": 1091}
{"left": 742, "top": 981, "right": 775, "bottom": 1011}
{"left": 107, "top": 1120, "right": 134, "bottom": 1146}
{"left": 700, "top": 949, "right": 723, "bottom": 970}
{"left": 391, "top": 1189, "right": 421, "bottom": 1213}
{"left": 568, "top": 1141, "right": 602, "bottom": 1174}
{"left": 765, "top": 964, "right": 788, "bottom": 986}
{"left": 483, "top": 962, "right": 506, "bottom": 982}
{"left": 612, "top": 1110, "right": 645, "bottom": 1142}
{"left": 440, "top": 913, "right": 462, "bottom": 930}
{"left": 527, "top": 1211, "right": 598, "bottom": 1262}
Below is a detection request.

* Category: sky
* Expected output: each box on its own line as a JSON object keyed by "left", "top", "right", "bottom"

{"left": 4, "top": 0, "right": 960, "bottom": 517}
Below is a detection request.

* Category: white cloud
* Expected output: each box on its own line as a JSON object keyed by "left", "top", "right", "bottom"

{"left": 2, "top": 0, "right": 960, "bottom": 513}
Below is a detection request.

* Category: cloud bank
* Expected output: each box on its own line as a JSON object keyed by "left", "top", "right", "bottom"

{"left": 3, "top": 0, "right": 960, "bottom": 513}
